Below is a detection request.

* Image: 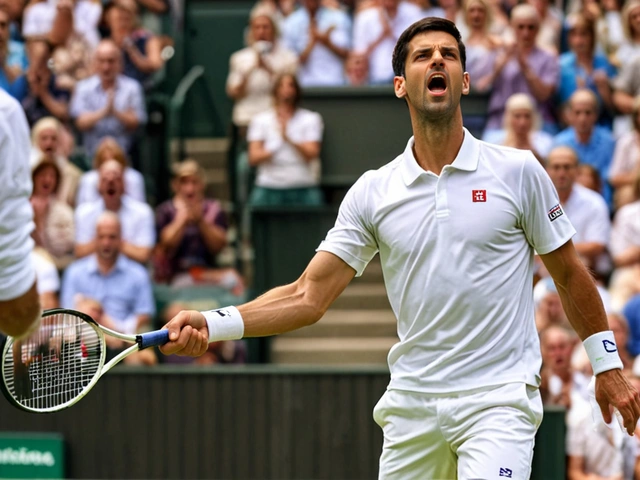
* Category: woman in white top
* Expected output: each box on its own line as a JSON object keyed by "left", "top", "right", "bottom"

{"left": 75, "top": 136, "right": 146, "bottom": 205}
{"left": 610, "top": 105, "right": 640, "bottom": 208}
{"left": 247, "top": 73, "right": 324, "bottom": 206}
{"left": 226, "top": 8, "right": 298, "bottom": 132}
{"left": 485, "top": 93, "right": 554, "bottom": 162}
{"left": 614, "top": 0, "right": 640, "bottom": 66}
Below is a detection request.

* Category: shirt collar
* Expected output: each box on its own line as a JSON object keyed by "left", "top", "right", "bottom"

{"left": 400, "top": 127, "right": 480, "bottom": 186}
{"left": 87, "top": 254, "right": 127, "bottom": 274}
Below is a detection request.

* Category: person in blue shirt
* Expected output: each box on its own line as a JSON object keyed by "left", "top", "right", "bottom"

{"left": 558, "top": 12, "right": 616, "bottom": 127}
{"left": 0, "top": 6, "right": 27, "bottom": 96}
{"left": 553, "top": 89, "right": 616, "bottom": 209}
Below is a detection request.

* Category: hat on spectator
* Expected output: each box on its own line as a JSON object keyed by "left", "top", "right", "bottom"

{"left": 172, "top": 159, "right": 203, "bottom": 179}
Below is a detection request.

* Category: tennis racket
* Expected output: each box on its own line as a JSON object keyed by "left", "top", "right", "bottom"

{"left": 0, "top": 308, "right": 169, "bottom": 413}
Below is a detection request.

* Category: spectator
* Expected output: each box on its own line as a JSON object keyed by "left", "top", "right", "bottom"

{"left": 404, "top": 0, "right": 446, "bottom": 19}
{"left": 247, "top": 73, "right": 324, "bottom": 206}
{"left": 281, "top": 0, "right": 351, "bottom": 86}
{"left": 351, "top": 0, "right": 420, "bottom": 85}
{"left": 62, "top": 210, "right": 155, "bottom": 334}
{"left": 558, "top": 12, "right": 616, "bottom": 126}
{"left": 0, "top": 5, "right": 26, "bottom": 94}
{"left": 539, "top": 325, "right": 583, "bottom": 408}
{"left": 624, "top": 293, "right": 640, "bottom": 357}
{"left": 609, "top": 311, "right": 634, "bottom": 369}
{"left": 74, "top": 159, "right": 154, "bottom": 264}
{"left": 103, "top": 0, "right": 165, "bottom": 90}
{"left": 76, "top": 136, "right": 146, "bottom": 205}
{"left": 611, "top": 53, "right": 640, "bottom": 138}
{"left": 33, "top": 247, "right": 60, "bottom": 310}
{"left": 546, "top": 146, "right": 611, "bottom": 277}
{"left": 344, "top": 50, "right": 368, "bottom": 85}
{"left": 70, "top": 38, "right": 147, "bottom": 161}
{"left": 30, "top": 159, "right": 75, "bottom": 270}
{"left": 461, "top": 0, "right": 502, "bottom": 93}
{"left": 534, "top": 277, "right": 569, "bottom": 332}
{"left": 226, "top": 8, "right": 298, "bottom": 134}
{"left": 154, "top": 159, "right": 244, "bottom": 294}
{"left": 29, "top": 116, "right": 81, "bottom": 207}
{"left": 614, "top": 0, "right": 640, "bottom": 67}
{"left": 577, "top": 163, "right": 603, "bottom": 194}
{"left": 609, "top": 105, "right": 640, "bottom": 208}
{"left": 160, "top": 301, "right": 247, "bottom": 364}
{"left": 525, "top": 0, "right": 562, "bottom": 54}
{"left": 553, "top": 89, "right": 616, "bottom": 208}
{"left": 485, "top": 93, "right": 553, "bottom": 161}
{"left": 484, "top": 4, "right": 558, "bottom": 136}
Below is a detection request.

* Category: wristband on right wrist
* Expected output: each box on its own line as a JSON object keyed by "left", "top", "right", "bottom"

{"left": 583, "top": 330, "right": 624, "bottom": 375}
{"left": 201, "top": 306, "right": 245, "bottom": 343}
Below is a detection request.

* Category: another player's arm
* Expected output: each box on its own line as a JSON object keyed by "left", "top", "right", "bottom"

{"left": 160, "top": 251, "right": 356, "bottom": 354}
{"left": 540, "top": 239, "right": 640, "bottom": 434}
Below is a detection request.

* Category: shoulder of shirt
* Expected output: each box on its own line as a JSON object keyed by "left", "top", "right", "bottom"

{"left": 572, "top": 183, "right": 608, "bottom": 208}
{"left": 123, "top": 195, "right": 153, "bottom": 213}
{"left": 66, "top": 254, "right": 94, "bottom": 273}
{"left": 354, "top": 6, "right": 378, "bottom": 23}
{"left": 353, "top": 153, "right": 405, "bottom": 187}
{"left": 252, "top": 108, "right": 276, "bottom": 124}
{"left": 617, "top": 200, "right": 640, "bottom": 219}
{"left": 117, "top": 255, "right": 149, "bottom": 276}
{"left": 230, "top": 47, "right": 254, "bottom": 62}
{"left": 117, "top": 74, "right": 142, "bottom": 89}
{"left": 75, "top": 75, "right": 100, "bottom": 92}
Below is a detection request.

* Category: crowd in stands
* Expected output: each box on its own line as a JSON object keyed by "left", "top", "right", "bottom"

{"left": 6, "top": 0, "right": 640, "bottom": 473}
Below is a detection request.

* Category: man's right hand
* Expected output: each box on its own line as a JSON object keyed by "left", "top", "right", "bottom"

{"left": 160, "top": 310, "right": 209, "bottom": 357}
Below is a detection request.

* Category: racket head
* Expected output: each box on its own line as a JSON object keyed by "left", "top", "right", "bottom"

{"left": 0, "top": 308, "right": 107, "bottom": 413}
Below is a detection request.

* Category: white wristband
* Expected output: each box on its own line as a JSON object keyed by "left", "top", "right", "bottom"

{"left": 583, "top": 331, "right": 624, "bottom": 375}
{"left": 201, "top": 306, "right": 245, "bottom": 343}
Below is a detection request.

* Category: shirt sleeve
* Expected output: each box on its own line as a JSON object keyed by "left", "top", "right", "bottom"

{"left": 540, "top": 52, "right": 560, "bottom": 87}
{"left": 608, "top": 134, "right": 634, "bottom": 178}
{"left": 519, "top": 152, "right": 576, "bottom": 254}
{"left": 329, "top": 13, "right": 352, "bottom": 50}
{"left": 226, "top": 52, "right": 245, "bottom": 90}
{"left": 247, "top": 114, "right": 267, "bottom": 142}
{"left": 130, "top": 80, "right": 147, "bottom": 125}
{"left": 580, "top": 197, "right": 611, "bottom": 245}
{"left": 134, "top": 204, "right": 156, "bottom": 247}
{"left": 69, "top": 84, "right": 88, "bottom": 119}
{"left": 352, "top": 10, "right": 371, "bottom": 53}
{"left": 301, "top": 111, "right": 324, "bottom": 143}
{"left": 133, "top": 268, "right": 155, "bottom": 316}
{"left": 609, "top": 206, "right": 638, "bottom": 257}
{"left": 316, "top": 172, "right": 379, "bottom": 276}
{"left": 74, "top": 206, "right": 95, "bottom": 244}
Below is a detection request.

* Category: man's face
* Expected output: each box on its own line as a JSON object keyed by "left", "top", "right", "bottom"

{"left": 629, "top": 6, "right": 640, "bottom": 36}
{"left": 466, "top": 2, "right": 487, "bottom": 30}
{"left": 37, "top": 127, "right": 58, "bottom": 158}
{"left": 276, "top": 75, "right": 297, "bottom": 103}
{"left": 513, "top": 16, "right": 539, "bottom": 48}
{"left": 394, "top": 30, "right": 469, "bottom": 121}
{"left": 508, "top": 108, "right": 534, "bottom": 136}
{"left": 98, "top": 166, "right": 125, "bottom": 202}
{"left": 251, "top": 16, "right": 274, "bottom": 43}
{"left": 303, "top": 0, "right": 320, "bottom": 13}
{"left": 176, "top": 175, "right": 203, "bottom": 202}
{"left": 547, "top": 150, "right": 578, "bottom": 193}
{"left": 95, "top": 45, "right": 120, "bottom": 82}
{"left": 568, "top": 25, "right": 592, "bottom": 55}
{"left": 95, "top": 219, "right": 121, "bottom": 262}
{"left": 33, "top": 165, "right": 58, "bottom": 197}
{"left": 382, "top": 0, "right": 399, "bottom": 13}
{"left": 542, "top": 331, "right": 573, "bottom": 375}
{"left": 570, "top": 99, "right": 597, "bottom": 135}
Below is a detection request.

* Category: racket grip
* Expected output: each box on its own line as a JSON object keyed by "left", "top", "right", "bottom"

{"left": 137, "top": 329, "right": 170, "bottom": 349}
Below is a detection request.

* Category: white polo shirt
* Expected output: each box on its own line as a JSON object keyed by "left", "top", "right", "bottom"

{"left": 318, "top": 129, "right": 575, "bottom": 393}
{"left": 0, "top": 89, "right": 36, "bottom": 301}
{"left": 75, "top": 195, "right": 155, "bottom": 248}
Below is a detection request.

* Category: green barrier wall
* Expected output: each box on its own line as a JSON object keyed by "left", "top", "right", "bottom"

{"left": 0, "top": 433, "right": 65, "bottom": 479}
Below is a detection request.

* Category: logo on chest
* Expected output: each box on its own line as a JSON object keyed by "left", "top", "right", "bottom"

{"left": 472, "top": 190, "right": 487, "bottom": 202}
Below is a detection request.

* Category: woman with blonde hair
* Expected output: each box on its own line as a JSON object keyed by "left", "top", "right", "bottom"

{"left": 610, "top": 105, "right": 640, "bottom": 207}
{"left": 615, "top": 0, "right": 640, "bottom": 65}
{"left": 75, "top": 136, "right": 146, "bottom": 205}
{"left": 30, "top": 116, "right": 82, "bottom": 207}
{"left": 486, "top": 93, "right": 553, "bottom": 162}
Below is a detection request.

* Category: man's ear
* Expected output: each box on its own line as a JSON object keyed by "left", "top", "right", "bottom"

{"left": 462, "top": 71, "right": 470, "bottom": 96}
{"left": 394, "top": 75, "right": 406, "bottom": 99}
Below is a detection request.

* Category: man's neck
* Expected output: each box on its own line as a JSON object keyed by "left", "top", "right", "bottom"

{"left": 97, "top": 256, "right": 117, "bottom": 275}
{"left": 411, "top": 110, "right": 465, "bottom": 176}
{"left": 558, "top": 186, "right": 572, "bottom": 205}
{"left": 104, "top": 198, "right": 122, "bottom": 212}
{"left": 575, "top": 128, "right": 593, "bottom": 144}
{"left": 275, "top": 102, "right": 295, "bottom": 116}
{"left": 101, "top": 78, "right": 116, "bottom": 90}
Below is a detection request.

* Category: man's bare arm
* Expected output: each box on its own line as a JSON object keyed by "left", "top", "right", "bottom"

{"left": 0, "top": 282, "right": 41, "bottom": 338}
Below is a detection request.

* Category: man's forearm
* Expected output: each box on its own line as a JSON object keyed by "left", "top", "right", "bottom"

{"left": 76, "top": 109, "right": 107, "bottom": 131}
{"left": 113, "top": 110, "right": 140, "bottom": 130}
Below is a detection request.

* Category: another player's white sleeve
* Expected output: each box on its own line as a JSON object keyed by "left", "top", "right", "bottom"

{"left": 317, "top": 173, "right": 378, "bottom": 276}
{"left": 519, "top": 153, "right": 576, "bottom": 255}
{"left": 0, "top": 96, "right": 36, "bottom": 301}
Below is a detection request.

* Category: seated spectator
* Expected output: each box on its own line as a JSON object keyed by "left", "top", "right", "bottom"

{"left": 624, "top": 293, "right": 640, "bottom": 357}
{"left": 33, "top": 247, "right": 60, "bottom": 310}
{"left": 247, "top": 73, "right": 324, "bottom": 206}
{"left": 62, "top": 211, "right": 155, "bottom": 334}
{"left": 103, "top": 0, "right": 165, "bottom": 90}
{"left": 30, "top": 159, "right": 75, "bottom": 270}
{"left": 534, "top": 277, "right": 569, "bottom": 332}
{"left": 226, "top": 8, "right": 298, "bottom": 135}
{"left": 351, "top": 0, "right": 420, "bottom": 85}
{"left": 76, "top": 136, "right": 145, "bottom": 205}
{"left": 160, "top": 302, "right": 247, "bottom": 364}
{"left": 74, "top": 159, "right": 154, "bottom": 264}
{"left": 75, "top": 295, "right": 157, "bottom": 364}
{"left": 484, "top": 4, "right": 558, "bottom": 136}
{"left": 546, "top": 146, "right": 611, "bottom": 277}
{"left": 29, "top": 116, "right": 81, "bottom": 206}
{"left": 609, "top": 105, "right": 640, "bottom": 207}
{"left": 22, "top": 0, "right": 102, "bottom": 51}
{"left": 553, "top": 89, "right": 616, "bottom": 208}
{"left": 484, "top": 93, "right": 553, "bottom": 161}
{"left": 281, "top": 0, "right": 351, "bottom": 86}
{"left": 525, "top": 0, "right": 562, "bottom": 54}
{"left": 558, "top": 12, "right": 616, "bottom": 126}
{"left": 461, "top": 0, "right": 502, "bottom": 93}
{"left": 611, "top": 53, "right": 640, "bottom": 138}
{"left": 0, "top": 5, "right": 27, "bottom": 95}
{"left": 10, "top": 47, "right": 71, "bottom": 126}
{"left": 614, "top": 0, "right": 640, "bottom": 67}
{"left": 609, "top": 311, "right": 634, "bottom": 369}
{"left": 70, "top": 38, "right": 147, "bottom": 161}
{"left": 344, "top": 51, "right": 368, "bottom": 86}
{"left": 154, "top": 160, "right": 244, "bottom": 294}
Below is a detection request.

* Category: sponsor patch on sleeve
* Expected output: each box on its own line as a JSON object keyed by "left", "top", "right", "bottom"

{"left": 547, "top": 204, "right": 564, "bottom": 222}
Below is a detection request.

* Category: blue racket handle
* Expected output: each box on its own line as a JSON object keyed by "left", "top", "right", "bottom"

{"left": 137, "top": 329, "right": 170, "bottom": 349}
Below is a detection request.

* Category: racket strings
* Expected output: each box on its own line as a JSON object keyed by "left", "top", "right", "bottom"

{"left": 2, "top": 312, "right": 103, "bottom": 410}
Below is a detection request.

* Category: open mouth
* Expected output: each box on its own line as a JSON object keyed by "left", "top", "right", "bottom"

{"left": 427, "top": 74, "right": 447, "bottom": 95}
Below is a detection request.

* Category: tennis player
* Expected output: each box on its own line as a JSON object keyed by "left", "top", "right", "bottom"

{"left": 161, "top": 18, "right": 640, "bottom": 479}
{"left": 0, "top": 88, "right": 40, "bottom": 338}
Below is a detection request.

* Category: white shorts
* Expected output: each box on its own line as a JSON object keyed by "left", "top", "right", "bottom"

{"left": 373, "top": 382, "right": 544, "bottom": 480}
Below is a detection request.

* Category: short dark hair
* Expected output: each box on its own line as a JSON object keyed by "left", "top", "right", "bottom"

{"left": 392, "top": 17, "right": 466, "bottom": 77}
